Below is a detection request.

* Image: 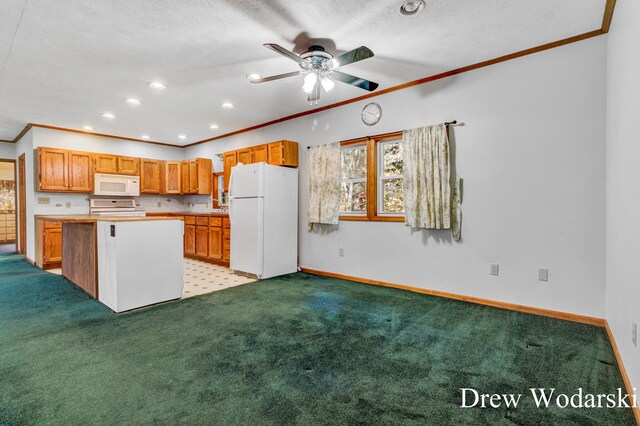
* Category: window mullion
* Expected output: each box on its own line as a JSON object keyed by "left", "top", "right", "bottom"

{"left": 367, "top": 138, "right": 376, "bottom": 220}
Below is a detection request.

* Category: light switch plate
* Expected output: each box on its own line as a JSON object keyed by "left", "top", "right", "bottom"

{"left": 490, "top": 264, "right": 499, "bottom": 276}
{"left": 37, "top": 197, "right": 50, "bottom": 205}
{"left": 538, "top": 268, "right": 549, "bottom": 282}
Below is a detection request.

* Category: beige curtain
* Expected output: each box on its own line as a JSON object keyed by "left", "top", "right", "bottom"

{"left": 308, "top": 142, "right": 341, "bottom": 229}
{"left": 402, "top": 124, "right": 452, "bottom": 230}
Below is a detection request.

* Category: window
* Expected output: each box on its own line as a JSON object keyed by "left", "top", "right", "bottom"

{"left": 339, "top": 132, "right": 405, "bottom": 222}
{"left": 339, "top": 144, "right": 367, "bottom": 215}
{"left": 378, "top": 139, "right": 403, "bottom": 215}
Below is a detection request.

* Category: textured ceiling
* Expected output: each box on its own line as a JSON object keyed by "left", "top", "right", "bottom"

{"left": 0, "top": 0, "right": 607, "bottom": 145}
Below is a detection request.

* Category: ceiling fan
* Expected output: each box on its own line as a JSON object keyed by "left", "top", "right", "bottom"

{"left": 250, "top": 43, "right": 379, "bottom": 104}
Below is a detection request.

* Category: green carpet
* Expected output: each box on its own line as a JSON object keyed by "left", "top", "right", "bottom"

{"left": 0, "top": 252, "right": 634, "bottom": 425}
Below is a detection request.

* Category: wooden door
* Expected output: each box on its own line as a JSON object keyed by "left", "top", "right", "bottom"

{"left": 195, "top": 158, "right": 212, "bottom": 195}
{"left": 38, "top": 148, "right": 68, "bottom": 191}
{"left": 237, "top": 148, "right": 252, "bottom": 165}
{"left": 140, "top": 159, "right": 161, "bottom": 194}
{"left": 117, "top": 156, "right": 140, "bottom": 175}
{"left": 44, "top": 226, "right": 63, "bottom": 263}
{"left": 252, "top": 144, "right": 268, "bottom": 163}
{"left": 188, "top": 159, "right": 198, "bottom": 194}
{"left": 208, "top": 226, "right": 223, "bottom": 259}
{"left": 195, "top": 225, "right": 208, "bottom": 257}
{"left": 162, "top": 161, "right": 181, "bottom": 194}
{"left": 223, "top": 151, "right": 237, "bottom": 192}
{"left": 18, "top": 154, "right": 25, "bottom": 254}
{"left": 184, "top": 224, "right": 196, "bottom": 255}
{"left": 68, "top": 151, "right": 93, "bottom": 192}
{"left": 181, "top": 161, "right": 190, "bottom": 194}
{"left": 267, "top": 142, "right": 283, "bottom": 166}
{"left": 94, "top": 153, "right": 118, "bottom": 173}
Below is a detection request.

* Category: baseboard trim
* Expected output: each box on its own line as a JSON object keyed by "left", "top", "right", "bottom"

{"left": 605, "top": 321, "right": 640, "bottom": 425}
{"left": 25, "top": 256, "right": 35, "bottom": 265}
{"left": 300, "top": 268, "right": 605, "bottom": 327}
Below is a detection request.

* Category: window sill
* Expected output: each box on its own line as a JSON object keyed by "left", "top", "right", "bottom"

{"left": 339, "top": 215, "right": 405, "bottom": 222}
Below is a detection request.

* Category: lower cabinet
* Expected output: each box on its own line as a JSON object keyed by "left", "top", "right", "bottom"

{"left": 184, "top": 224, "right": 196, "bottom": 255}
{"left": 182, "top": 215, "right": 230, "bottom": 265}
{"left": 208, "top": 226, "right": 223, "bottom": 260}
{"left": 36, "top": 220, "right": 62, "bottom": 270}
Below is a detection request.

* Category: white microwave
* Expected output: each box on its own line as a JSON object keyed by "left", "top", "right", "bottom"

{"left": 94, "top": 173, "right": 140, "bottom": 196}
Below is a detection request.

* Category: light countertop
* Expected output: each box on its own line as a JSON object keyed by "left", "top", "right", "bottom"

{"left": 35, "top": 215, "right": 184, "bottom": 223}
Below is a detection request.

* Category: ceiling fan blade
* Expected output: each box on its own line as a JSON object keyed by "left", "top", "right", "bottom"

{"left": 263, "top": 43, "right": 306, "bottom": 66}
{"left": 249, "top": 71, "right": 300, "bottom": 84}
{"left": 331, "top": 71, "right": 379, "bottom": 92}
{"left": 331, "top": 46, "right": 374, "bottom": 68}
{"left": 306, "top": 81, "right": 321, "bottom": 102}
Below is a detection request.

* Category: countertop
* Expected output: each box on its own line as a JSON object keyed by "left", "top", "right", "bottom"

{"left": 146, "top": 211, "right": 229, "bottom": 217}
{"left": 35, "top": 215, "right": 184, "bottom": 223}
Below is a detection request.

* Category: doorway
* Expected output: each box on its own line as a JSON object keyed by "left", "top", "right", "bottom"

{"left": 0, "top": 159, "right": 17, "bottom": 253}
{"left": 18, "top": 155, "right": 25, "bottom": 255}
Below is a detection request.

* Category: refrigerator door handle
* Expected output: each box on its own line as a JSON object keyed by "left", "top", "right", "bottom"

{"left": 228, "top": 166, "right": 235, "bottom": 199}
{"left": 228, "top": 197, "right": 233, "bottom": 225}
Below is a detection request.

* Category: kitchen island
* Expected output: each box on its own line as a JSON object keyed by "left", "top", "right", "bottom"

{"left": 35, "top": 215, "right": 184, "bottom": 312}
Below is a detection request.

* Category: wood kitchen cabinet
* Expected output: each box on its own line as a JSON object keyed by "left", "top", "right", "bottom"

{"left": 94, "top": 153, "right": 118, "bottom": 173}
{"left": 268, "top": 140, "right": 298, "bottom": 167}
{"left": 195, "top": 225, "right": 209, "bottom": 257}
{"left": 35, "top": 220, "right": 62, "bottom": 270}
{"left": 237, "top": 148, "right": 252, "bottom": 165}
{"left": 181, "top": 158, "right": 213, "bottom": 195}
{"left": 38, "top": 148, "right": 68, "bottom": 191}
{"left": 140, "top": 159, "right": 162, "bottom": 194}
{"left": 117, "top": 156, "right": 140, "bottom": 175}
{"left": 184, "top": 225, "right": 196, "bottom": 255}
{"left": 161, "top": 161, "right": 181, "bottom": 194}
{"left": 252, "top": 144, "right": 268, "bottom": 163}
{"left": 223, "top": 151, "right": 237, "bottom": 192}
{"left": 68, "top": 151, "right": 94, "bottom": 192}
{"left": 178, "top": 214, "right": 230, "bottom": 266}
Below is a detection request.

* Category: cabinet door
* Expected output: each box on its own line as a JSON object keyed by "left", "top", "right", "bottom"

{"left": 117, "top": 156, "right": 140, "bottom": 175}
{"left": 195, "top": 225, "right": 208, "bottom": 257}
{"left": 223, "top": 151, "right": 237, "bottom": 192}
{"left": 181, "top": 161, "right": 190, "bottom": 194}
{"left": 140, "top": 159, "right": 161, "bottom": 194}
{"left": 68, "top": 151, "right": 93, "bottom": 192}
{"left": 39, "top": 148, "right": 68, "bottom": 191}
{"left": 44, "top": 227, "right": 63, "bottom": 263}
{"left": 195, "top": 158, "right": 212, "bottom": 195}
{"left": 95, "top": 154, "right": 118, "bottom": 173}
{"left": 237, "top": 148, "right": 252, "bottom": 165}
{"left": 162, "top": 161, "right": 181, "bottom": 194}
{"left": 252, "top": 144, "right": 268, "bottom": 163}
{"left": 184, "top": 224, "right": 196, "bottom": 255}
{"left": 189, "top": 159, "right": 198, "bottom": 194}
{"left": 208, "top": 227, "right": 223, "bottom": 259}
{"left": 267, "top": 142, "right": 284, "bottom": 166}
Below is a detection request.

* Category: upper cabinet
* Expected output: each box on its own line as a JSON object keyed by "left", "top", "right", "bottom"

{"left": 181, "top": 158, "right": 213, "bottom": 195}
{"left": 222, "top": 140, "right": 298, "bottom": 192}
{"left": 37, "top": 146, "right": 213, "bottom": 196}
{"left": 140, "top": 159, "right": 162, "bottom": 194}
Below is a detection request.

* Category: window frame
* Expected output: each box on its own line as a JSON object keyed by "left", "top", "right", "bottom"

{"left": 339, "top": 141, "right": 368, "bottom": 216}
{"left": 377, "top": 138, "right": 404, "bottom": 217}
{"left": 339, "top": 131, "right": 405, "bottom": 222}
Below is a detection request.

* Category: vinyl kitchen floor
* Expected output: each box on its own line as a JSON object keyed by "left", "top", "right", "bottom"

{"left": 47, "top": 259, "right": 256, "bottom": 298}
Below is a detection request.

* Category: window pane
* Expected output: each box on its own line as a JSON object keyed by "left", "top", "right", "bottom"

{"left": 382, "top": 142, "right": 403, "bottom": 176}
{"left": 341, "top": 146, "right": 367, "bottom": 179}
{"left": 382, "top": 178, "right": 403, "bottom": 213}
{"left": 340, "top": 181, "right": 366, "bottom": 213}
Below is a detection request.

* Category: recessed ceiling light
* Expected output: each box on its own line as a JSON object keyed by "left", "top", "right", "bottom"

{"left": 222, "top": 102, "right": 234, "bottom": 109}
{"left": 126, "top": 98, "right": 141, "bottom": 105}
{"left": 148, "top": 81, "right": 166, "bottom": 90}
{"left": 399, "top": 0, "right": 425, "bottom": 15}
{"left": 141, "top": 135, "right": 150, "bottom": 139}
{"left": 101, "top": 112, "right": 116, "bottom": 119}
{"left": 178, "top": 134, "right": 187, "bottom": 140}
{"left": 246, "top": 73, "right": 261, "bottom": 81}
{"left": 82, "top": 126, "right": 94, "bottom": 131}
{"left": 209, "top": 124, "right": 219, "bottom": 129}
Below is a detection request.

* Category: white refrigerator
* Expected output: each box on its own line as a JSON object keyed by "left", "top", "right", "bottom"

{"left": 229, "top": 162, "right": 298, "bottom": 279}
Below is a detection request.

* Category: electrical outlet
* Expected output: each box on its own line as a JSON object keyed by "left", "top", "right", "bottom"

{"left": 157, "top": 202, "right": 162, "bottom": 208}
{"left": 633, "top": 322, "right": 637, "bottom": 347}
{"left": 37, "top": 197, "right": 50, "bottom": 205}
{"left": 65, "top": 202, "right": 71, "bottom": 208}
{"left": 339, "top": 247, "right": 344, "bottom": 257}
{"left": 538, "top": 268, "right": 549, "bottom": 282}
{"left": 490, "top": 264, "right": 499, "bottom": 276}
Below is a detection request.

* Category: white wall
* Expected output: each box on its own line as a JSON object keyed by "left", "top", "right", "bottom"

{"left": 0, "top": 142, "right": 15, "bottom": 159}
{"left": 188, "top": 36, "right": 608, "bottom": 318}
{"left": 606, "top": 0, "right": 640, "bottom": 392}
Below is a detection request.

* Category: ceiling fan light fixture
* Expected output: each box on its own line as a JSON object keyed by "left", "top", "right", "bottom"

{"left": 321, "top": 77, "right": 335, "bottom": 92}
{"left": 302, "top": 72, "right": 318, "bottom": 94}
{"left": 246, "top": 73, "right": 261, "bottom": 81}
{"left": 399, "top": 0, "right": 426, "bottom": 15}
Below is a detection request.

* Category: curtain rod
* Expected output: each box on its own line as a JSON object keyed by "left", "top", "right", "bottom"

{"left": 306, "top": 120, "right": 458, "bottom": 150}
